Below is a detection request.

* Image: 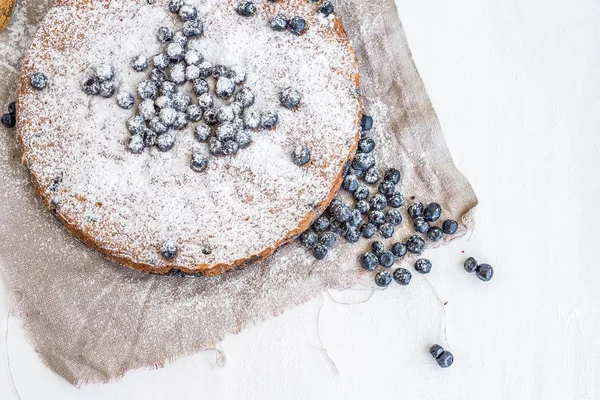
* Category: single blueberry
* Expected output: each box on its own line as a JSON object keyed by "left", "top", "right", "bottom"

{"left": 153, "top": 53, "right": 170, "bottom": 70}
{"left": 327, "top": 198, "right": 343, "bottom": 215}
{"left": 343, "top": 226, "right": 360, "bottom": 243}
{"left": 212, "top": 64, "right": 229, "bottom": 79}
{"left": 361, "top": 115, "right": 373, "bottom": 131}
{"left": 292, "top": 145, "right": 311, "bottom": 166}
{"left": 149, "top": 117, "right": 168, "bottom": 135}
{"left": 368, "top": 210, "right": 385, "bottom": 226}
{"left": 464, "top": 257, "right": 478, "bottom": 273}
{"left": 352, "top": 153, "right": 376, "bottom": 171}
{"left": 375, "top": 271, "right": 393, "bottom": 288}
{"left": 184, "top": 19, "right": 204, "bottom": 37}
{"left": 169, "top": 63, "right": 186, "bottom": 85}
{"left": 378, "top": 251, "right": 395, "bottom": 268}
{"left": 476, "top": 264, "right": 494, "bottom": 282}
{"left": 116, "top": 92, "right": 134, "bottom": 109}
{"left": 414, "top": 217, "right": 430, "bottom": 234}
{"left": 197, "top": 62, "right": 213, "bottom": 78}
{"left": 185, "top": 50, "right": 202, "bottom": 66}
{"left": 157, "top": 26, "right": 174, "bottom": 42}
{"left": 436, "top": 351, "right": 454, "bottom": 368}
{"left": 186, "top": 104, "right": 203, "bottom": 122}
{"left": 142, "top": 128, "right": 157, "bottom": 147}
{"left": 319, "top": 1, "right": 334, "bottom": 17}
{"left": 157, "top": 132, "right": 176, "bottom": 152}
{"left": 313, "top": 244, "right": 329, "bottom": 260}
{"left": 209, "top": 137, "right": 224, "bottom": 156}
{"left": 415, "top": 258, "right": 432, "bottom": 274}
{"left": 1, "top": 113, "right": 15, "bottom": 128}
{"left": 222, "top": 140, "right": 240, "bottom": 156}
{"left": 204, "top": 108, "right": 218, "bottom": 125}
{"left": 408, "top": 202, "right": 424, "bottom": 219}
{"left": 360, "top": 223, "right": 377, "bottom": 239}
{"left": 360, "top": 252, "right": 378, "bottom": 271}
{"left": 358, "top": 137, "right": 375, "bottom": 154}
{"left": 348, "top": 167, "right": 365, "bottom": 178}
{"left": 329, "top": 220, "right": 344, "bottom": 235}
{"left": 429, "top": 344, "right": 444, "bottom": 359}
{"left": 150, "top": 67, "right": 168, "bottom": 83}
{"left": 320, "top": 231, "right": 337, "bottom": 249}
{"left": 288, "top": 16, "right": 307, "bottom": 35}
{"left": 138, "top": 99, "right": 156, "bottom": 121}
{"left": 160, "top": 240, "right": 178, "bottom": 260}
{"left": 99, "top": 81, "right": 116, "bottom": 98}
{"left": 173, "top": 31, "right": 188, "bottom": 46}
{"left": 388, "top": 192, "right": 405, "bottom": 208}
{"left": 81, "top": 76, "right": 100, "bottom": 95}
{"left": 235, "top": 87, "right": 255, "bottom": 108}
{"left": 406, "top": 235, "right": 426, "bottom": 254}
{"left": 172, "top": 92, "right": 191, "bottom": 112}
{"left": 137, "top": 80, "right": 158, "bottom": 100}
{"left": 342, "top": 174, "right": 359, "bottom": 193}
{"left": 348, "top": 209, "right": 362, "bottom": 227}
{"left": 370, "top": 194, "right": 387, "bottom": 211}
{"left": 371, "top": 241, "right": 385, "bottom": 255}
{"left": 391, "top": 242, "right": 407, "bottom": 258}
{"left": 236, "top": 130, "right": 252, "bottom": 149}
{"left": 172, "top": 111, "right": 189, "bottom": 130}
{"left": 126, "top": 116, "right": 146, "bottom": 135}
{"left": 168, "top": 0, "right": 183, "bottom": 13}
{"left": 237, "top": 1, "right": 256, "bottom": 17}
{"left": 159, "top": 107, "right": 177, "bottom": 126}
{"left": 132, "top": 55, "right": 148, "bottom": 72}
{"left": 244, "top": 112, "right": 261, "bottom": 130}
{"left": 186, "top": 65, "right": 201, "bottom": 81}
{"left": 262, "top": 111, "right": 279, "bottom": 129}
{"left": 384, "top": 168, "right": 401, "bottom": 184}
{"left": 190, "top": 152, "right": 208, "bottom": 172}
{"left": 379, "top": 223, "right": 394, "bottom": 239}
{"left": 427, "top": 227, "right": 443, "bottom": 242}
{"left": 379, "top": 181, "right": 395, "bottom": 197}
{"left": 353, "top": 184, "right": 370, "bottom": 201}
{"left": 299, "top": 229, "right": 318, "bottom": 248}
{"left": 424, "top": 202, "right": 442, "bottom": 222}
{"left": 216, "top": 105, "right": 235, "bottom": 123}
{"left": 271, "top": 14, "right": 288, "bottom": 31}
{"left": 363, "top": 167, "right": 379, "bottom": 185}
{"left": 356, "top": 200, "right": 370, "bottom": 214}
{"left": 160, "top": 81, "right": 177, "bottom": 97}
{"left": 178, "top": 4, "right": 198, "bottom": 21}
{"left": 393, "top": 268, "right": 412, "bottom": 285}
{"left": 334, "top": 204, "right": 353, "bottom": 223}
{"left": 95, "top": 64, "right": 114, "bottom": 82}
{"left": 385, "top": 209, "right": 403, "bottom": 226}
{"left": 312, "top": 215, "right": 330, "bottom": 232}
{"left": 442, "top": 219, "right": 459, "bottom": 234}
{"left": 280, "top": 87, "right": 302, "bottom": 109}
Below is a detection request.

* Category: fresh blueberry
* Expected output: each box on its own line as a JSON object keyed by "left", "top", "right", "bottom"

{"left": 327, "top": 198, "right": 343, "bottom": 215}
{"left": 185, "top": 50, "right": 202, "bottom": 66}
{"left": 215, "top": 123, "right": 236, "bottom": 142}
{"left": 212, "top": 64, "right": 229, "bottom": 79}
{"left": 190, "top": 152, "right": 208, "bottom": 172}
{"left": 385, "top": 209, "right": 402, "bottom": 226}
{"left": 360, "top": 223, "right": 377, "bottom": 238}
{"left": 280, "top": 87, "right": 302, "bottom": 109}
{"left": 384, "top": 168, "right": 401, "bottom": 184}
{"left": 391, "top": 242, "right": 407, "bottom": 258}
{"left": 356, "top": 200, "right": 370, "bottom": 214}
{"left": 393, "top": 268, "right": 412, "bottom": 285}
{"left": 155, "top": 95, "right": 173, "bottom": 110}
{"left": 150, "top": 67, "right": 168, "bottom": 83}
{"left": 157, "top": 132, "right": 176, "bottom": 152}
{"left": 271, "top": 14, "right": 288, "bottom": 31}
{"left": 313, "top": 244, "right": 329, "bottom": 260}
{"left": 352, "top": 153, "right": 376, "bottom": 171}
{"left": 178, "top": 4, "right": 197, "bottom": 21}
{"left": 235, "top": 87, "right": 255, "bottom": 108}
{"left": 476, "top": 264, "right": 494, "bottom": 282}
{"left": 6, "top": 100, "right": 14, "bottom": 113}
{"left": 168, "top": 0, "right": 183, "bottom": 13}
{"left": 299, "top": 229, "right": 318, "bottom": 248}
{"left": 186, "top": 104, "right": 203, "bottom": 122}
{"left": 436, "top": 351, "right": 454, "bottom": 368}
{"left": 414, "top": 217, "right": 430, "bottom": 234}
{"left": 407, "top": 201, "right": 424, "bottom": 219}
{"left": 228, "top": 64, "right": 246, "bottom": 84}
{"left": 209, "top": 137, "right": 224, "bottom": 155}
{"left": 427, "top": 227, "right": 443, "bottom": 242}
{"left": 378, "top": 251, "right": 395, "bottom": 268}
{"left": 348, "top": 167, "right": 365, "bottom": 178}
{"left": 342, "top": 174, "right": 359, "bottom": 192}
{"left": 132, "top": 55, "right": 148, "bottom": 72}
{"left": 348, "top": 209, "right": 362, "bottom": 227}
{"left": 169, "top": 63, "right": 186, "bottom": 84}
{"left": 292, "top": 145, "right": 311, "bottom": 166}
{"left": 159, "top": 107, "right": 177, "bottom": 126}
{"left": 313, "top": 215, "right": 330, "bottom": 232}
{"left": 98, "top": 81, "right": 115, "bottom": 98}
{"left": 329, "top": 220, "right": 344, "bottom": 235}
{"left": 320, "top": 231, "right": 337, "bottom": 249}
{"left": 185, "top": 65, "right": 200, "bottom": 81}
{"left": 353, "top": 184, "right": 370, "bottom": 201}
{"left": 368, "top": 210, "right": 385, "bottom": 226}
{"left": 197, "top": 62, "right": 213, "bottom": 78}
{"left": 222, "top": 140, "right": 240, "bottom": 156}
{"left": 442, "top": 219, "right": 459, "bottom": 234}
{"left": 358, "top": 137, "right": 375, "bottom": 153}
{"left": 236, "top": 130, "right": 252, "bottom": 148}
{"left": 364, "top": 168, "right": 380, "bottom": 185}
{"left": 379, "top": 223, "right": 394, "bottom": 239}
{"left": 333, "top": 204, "right": 353, "bottom": 223}
{"left": 464, "top": 257, "right": 478, "bottom": 273}
{"left": 424, "top": 202, "right": 442, "bottom": 222}
{"left": 153, "top": 53, "right": 170, "bottom": 70}
{"left": 1, "top": 113, "right": 15, "bottom": 128}
{"left": 429, "top": 344, "right": 444, "bottom": 359}
{"left": 262, "top": 111, "right": 279, "bottom": 129}
{"left": 183, "top": 19, "right": 204, "bottom": 37}
{"left": 375, "top": 271, "right": 393, "bottom": 287}
{"left": 415, "top": 258, "right": 432, "bottom": 274}
{"left": 171, "top": 92, "right": 190, "bottom": 112}
{"left": 379, "top": 181, "right": 395, "bottom": 197}
{"left": 167, "top": 43, "right": 185, "bottom": 62}
{"left": 244, "top": 112, "right": 261, "bottom": 130}
{"left": 288, "top": 16, "right": 307, "bottom": 35}
{"left": 319, "top": 1, "right": 334, "bottom": 16}
{"left": 406, "top": 235, "right": 425, "bottom": 254}
{"left": 216, "top": 105, "right": 235, "bottom": 123}
{"left": 360, "top": 252, "right": 378, "bottom": 271}
{"left": 116, "top": 92, "right": 134, "bottom": 109}
{"left": 361, "top": 115, "right": 373, "bottom": 131}
{"left": 149, "top": 117, "right": 168, "bottom": 134}
{"left": 172, "top": 32, "right": 188, "bottom": 47}
{"left": 343, "top": 226, "right": 360, "bottom": 243}
{"left": 137, "top": 100, "right": 155, "bottom": 122}
{"left": 370, "top": 194, "right": 387, "bottom": 211}
{"left": 81, "top": 76, "right": 100, "bottom": 95}
{"left": 388, "top": 192, "right": 404, "bottom": 208}
{"left": 142, "top": 128, "right": 157, "bottom": 147}
{"left": 237, "top": 1, "right": 256, "bottom": 17}
{"left": 371, "top": 241, "right": 385, "bottom": 255}
{"left": 95, "top": 64, "right": 114, "bottom": 82}
{"left": 192, "top": 77, "right": 209, "bottom": 95}
{"left": 172, "top": 112, "right": 188, "bottom": 130}
{"left": 160, "top": 240, "right": 178, "bottom": 259}
{"left": 126, "top": 115, "right": 146, "bottom": 135}
{"left": 137, "top": 80, "right": 158, "bottom": 100}
{"left": 157, "top": 26, "right": 173, "bottom": 42}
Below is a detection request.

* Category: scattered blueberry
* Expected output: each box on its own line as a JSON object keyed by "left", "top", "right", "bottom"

{"left": 370, "top": 194, "right": 387, "bottom": 211}
{"left": 271, "top": 14, "right": 288, "bottom": 31}
{"left": 352, "top": 153, "right": 376, "bottom": 171}
{"left": 150, "top": 67, "right": 168, "bottom": 83}
{"left": 222, "top": 140, "right": 240, "bottom": 156}
{"left": 157, "top": 26, "right": 174, "bottom": 42}
{"left": 178, "top": 4, "right": 198, "bottom": 21}
{"left": 319, "top": 1, "right": 334, "bottom": 17}
{"left": 414, "top": 217, "right": 430, "bottom": 234}
{"left": 429, "top": 344, "right": 444, "bottom": 359}
{"left": 95, "top": 64, "right": 114, "bottom": 82}
{"left": 378, "top": 251, "right": 395, "bottom": 268}
{"left": 185, "top": 50, "right": 202, "bottom": 66}
{"left": 98, "top": 80, "right": 115, "bottom": 98}
{"left": 160, "top": 240, "right": 178, "bottom": 260}
{"left": 464, "top": 257, "right": 478, "bottom": 273}
{"left": 329, "top": 220, "right": 344, "bottom": 235}
{"left": 476, "top": 264, "right": 494, "bottom": 282}
{"left": 371, "top": 241, "right": 385, "bottom": 255}
{"left": 342, "top": 174, "right": 359, "bottom": 192}
{"left": 172, "top": 112, "right": 188, "bottom": 130}
{"left": 159, "top": 107, "right": 177, "bottom": 126}
{"left": 407, "top": 201, "right": 424, "bottom": 219}
{"left": 280, "top": 87, "right": 302, "bottom": 109}
{"left": 427, "top": 227, "right": 443, "bottom": 242}
{"left": 375, "top": 271, "right": 393, "bottom": 287}
{"left": 353, "top": 184, "right": 370, "bottom": 201}
{"left": 348, "top": 209, "right": 362, "bottom": 227}
{"left": 235, "top": 87, "right": 255, "bottom": 108}
{"left": 288, "top": 16, "right": 307, "bottom": 35}
{"left": 262, "top": 111, "right": 279, "bottom": 129}
{"left": 368, "top": 210, "right": 385, "bottom": 226}
{"left": 116, "top": 92, "right": 134, "bottom": 109}
{"left": 299, "top": 229, "right": 318, "bottom": 248}
{"left": 169, "top": 63, "right": 186, "bottom": 84}
{"left": 379, "top": 181, "right": 395, "bottom": 197}
{"left": 190, "top": 152, "right": 208, "bottom": 172}
{"left": 358, "top": 137, "right": 375, "bottom": 153}
{"left": 168, "top": 0, "right": 183, "bottom": 13}
{"left": 236, "top": 130, "right": 252, "bottom": 148}
{"left": 216, "top": 105, "right": 235, "bottom": 123}
{"left": 414, "top": 258, "right": 432, "bottom": 274}
{"left": 237, "top": 1, "right": 256, "bottom": 17}
{"left": 313, "top": 244, "right": 329, "bottom": 260}
{"left": 356, "top": 200, "right": 370, "bottom": 214}
{"left": 157, "top": 132, "right": 176, "bottom": 152}
{"left": 391, "top": 242, "right": 407, "bottom": 258}
{"left": 424, "top": 202, "right": 442, "bottom": 222}
{"left": 244, "top": 111, "right": 261, "bottom": 130}
{"left": 132, "top": 55, "right": 149, "bottom": 72}
{"left": 385, "top": 209, "right": 403, "bottom": 226}
{"left": 313, "top": 215, "right": 330, "bottom": 232}
{"left": 142, "top": 128, "right": 157, "bottom": 147}
{"left": 384, "top": 168, "right": 401, "bottom": 184}
{"left": 1, "top": 113, "right": 15, "bottom": 128}
{"left": 320, "top": 231, "right": 337, "bottom": 249}
{"left": 393, "top": 268, "right": 412, "bottom": 285}
{"left": 212, "top": 64, "right": 229, "bottom": 79}
{"left": 436, "top": 351, "right": 454, "bottom": 368}
{"left": 153, "top": 53, "right": 170, "bottom": 70}
{"left": 171, "top": 92, "right": 190, "bottom": 112}
{"left": 186, "top": 65, "right": 200, "bottom": 81}
{"left": 149, "top": 117, "right": 168, "bottom": 134}
{"left": 360, "top": 252, "right": 378, "bottom": 271}
{"left": 81, "top": 76, "right": 100, "bottom": 95}
{"left": 363, "top": 167, "right": 379, "bottom": 184}
{"left": 333, "top": 204, "right": 353, "bottom": 223}
{"left": 360, "top": 223, "right": 377, "bottom": 239}
{"left": 292, "top": 145, "right": 311, "bottom": 166}
{"left": 186, "top": 104, "right": 203, "bottom": 122}
{"left": 442, "top": 219, "right": 459, "bottom": 234}
{"left": 343, "top": 226, "right": 360, "bottom": 243}
{"left": 192, "top": 77, "right": 210, "bottom": 96}
{"left": 209, "top": 137, "right": 224, "bottom": 155}
{"left": 216, "top": 123, "right": 236, "bottom": 141}
{"left": 126, "top": 115, "right": 146, "bottom": 135}
{"left": 137, "top": 80, "right": 158, "bottom": 100}
{"left": 406, "top": 235, "right": 425, "bottom": 254}
{"left": 379, "top": 223, "right": 394, "bottom": 239}
{"left": 167, "top": 43, "right": 185, "bottom": 62}
{"left": 183, "top": 19, "right": 204, "bottom": 37}
{"left": 388, "top": 192, "right": 404, "bottom": 208}
{"left": 361, "top": 115, "right": 373, "bottom": 131}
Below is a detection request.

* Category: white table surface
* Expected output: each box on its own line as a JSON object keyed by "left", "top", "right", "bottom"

{"left": 2, "top": 0, "right": 599, "bottom": 398}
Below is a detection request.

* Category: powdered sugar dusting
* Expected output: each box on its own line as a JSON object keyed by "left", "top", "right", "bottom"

{"left": 18, "top": 0, "right": 361, "bottom": 272}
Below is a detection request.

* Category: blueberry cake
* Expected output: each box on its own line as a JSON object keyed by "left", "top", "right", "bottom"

{"left": 17, "top": 0, "right": 362, "bottom": 275}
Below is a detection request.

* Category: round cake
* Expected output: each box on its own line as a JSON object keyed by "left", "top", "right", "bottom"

{"left": 17, "top": 0, "right": 361, "bottom": 275}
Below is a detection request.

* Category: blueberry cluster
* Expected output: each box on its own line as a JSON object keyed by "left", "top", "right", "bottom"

{"left": 464, "top": 257, "right": 494, "bottom": 282}
{"left": 1, "top": 101, "right": 16, "bottom": 129}
{"left": 407, "top": 201, "right": 458, "bottom": 243}
{"left": 81, "top": 64, "right": 116, "bottom": 98}
{"left": 429, "top": 344, "right": 454, "bottom": 368}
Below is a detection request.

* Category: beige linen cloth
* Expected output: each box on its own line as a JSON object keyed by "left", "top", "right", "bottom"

{"left": 0, "top": 0, "right": 477, "bottom": 386}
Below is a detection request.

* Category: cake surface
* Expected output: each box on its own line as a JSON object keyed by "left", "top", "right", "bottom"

{"left": 18, "top": 0, "right": 361, "bottom": 275}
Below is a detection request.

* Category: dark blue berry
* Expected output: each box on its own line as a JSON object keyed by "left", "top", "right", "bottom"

{"left": 313, "top": 244, "right": 329, "bottom": 260}
{"left": 81, "top": 76, "right": 100, "bottom": 95}
{"left": 415, "top": 258, "right": 432, "bottom": 274}
{"left": 427, "top": 227, "right": 443, "bottom": 242}
{"left": 356, "top": 200, "right": 370, "bottom": 214}
{"left": 393, "top": 268, "right": 412, "bottom": 285}
{"left": 379, "top": 223, "right": 394, "bottom": 239}
{"left": 319, "top": 1, "right": 334, "bottom": 16}
{"left": 442, "top": 219, "right": 459, "bottom": 234}
{"left": 190, "top": 152, "right": 208, "bottom": 172}
{"left": 388, "top": 192, "right": 404, "bottom": 208}
{"left": 327, "top": 198, "right": 343, "bottom": 215}
{"left": 8, "top": 102, "right": 16, "bottom": 115}
{"left": 360, "top": 252, "right": 378, "bottom": 271}
{"left": 333, "top": 204, "right": 353, "bottom": 223}
{"left": 292, "top": 145, "right": 311, "bottom": 166}
{"left": 271, "top": 14, "right": 288, "bottom": 31}
{"left": 237, "top": 1, "right": 256, "bottom": 17}
{"left": 348, "top": 209, "right": 362, "bottom": 227}
{"left": 157, "top": 26, "right": 173, "bottom": 42}
{"left": 358, "top": 137, "right": 375, "bottom": 153}
{"left": 378, "top": 251, "right": 395, "bottom": 268}
{"left": 99, "top": 81, "right": 115, "bottom": 98}
{"left": 168, "top": 0, "right": 183, "bottom": 13}
{"left": 408, "top": 202, "right": 424, "bottom": 219}
{"left": 476, "top": 264, "right": 494, "bottom": 282}
{"left": 1, "top": 113, "right": 15, "bottom": 128}
{"left": 360, "top": 223, "right": 377, "bottom": 238}
{"left": 348, "top": 167, "right": 365, "bottom": 178}
{"left": 379, "top": 181, "right": 395, "bottom": 197}
{"left": 368, "top": 210, "right": 385, "bottom": 226}
{"left": 343, "top": 226, "right": 360, "bottom": 243}
{"left": 329, "top": 220, "right": 344, "bottom": 234}
{"left": 385, "top": 209, "right": 403, "bottom": 226}
{"left": 353, "top": 184, "right": 370, "bottom": 201}
{"left": 116, "top": 92, "right": 135, "bottom": 109}
{"left": 391, "top": 242, "right": 407, "bottom": 257}
{"left": 384, "top": 168, "right": 401, "bottom": 184}
{"left": 370, "top": 194, "right": 387, "bottom": 211}
{"left": 160, "top": 241, "right": 178, "bottom": 260}
{"left": 183, "top": 19, "right": 204, "bottom": 37}
{"left": 153, "top": 53, "right": 170, "bottom": 70}
{"left": 414, "top": 217, "right": 430, "bottom": 234}
{"left": 179, "top": 4, "right": 198, "bottom": 21}
{"left": 429, "top": 344, "right": 444, "bottom": 359}
{"left": 424, "top": 202, "right": 442, "bottom": 222}
{"left": 132, "top": 55, "right": 148, "bottom": 72}
{"left": 436, "top": 351, "right": 454, "bottom": 368}
{"left": 222, "top": 140, "right": 240, "bottom": 156}
{"left": 371, "top": 241, "right": 385, "bottom": 255}
{"left": 352, "top": 153, "right": 375, "bottom": 171}
{"left": 407, "top": 235, "right": 425, "bottom": 254}
{"left": 361, "top": 115, "right": 373, "bottom": 131}
{"left": 312, "top": 215, "right": 330, "bottom": 232}
{"left": 280, "top": 87, "right": 302, "bottom": 109}
{"left": 342, "top": 174, "right": 359, "bottom": 192}
{"left": 363, "top": 167, "right": 379, "bottom": 184}
{"left": 299, "top": 229, "right": 318, "bottom": 248}
{"left": 320, "top": 231, "right": 337, "bottom": 249}
{"left": 204, "top": 108, "right": 219, "bottom": 125}
{"left": 375, "top": 271, "right": 393, "bottom": 287}
{"left": 209, "top": 137, "right": 224, "bottom": 155}
{"left": 157, "top": 132, "right": 176, "bottom": 152}
{"left": 262, "top": 111, "right": 279, "bottom": 129}
{"left": 464, "top": 257, "right": 478, "bottom": 273}
{"left": 288, "top": 16, "right": 307, "bottom": 35}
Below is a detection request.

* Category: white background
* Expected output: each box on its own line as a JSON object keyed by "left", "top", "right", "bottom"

{"left": 2, "top": 0, "right": 600, "bottom": 398}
